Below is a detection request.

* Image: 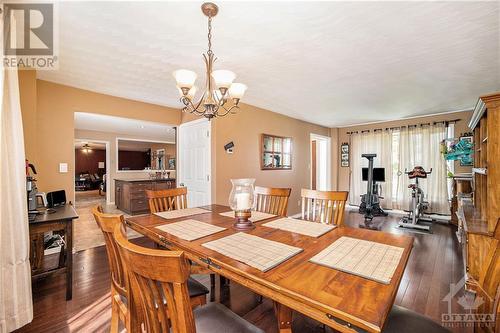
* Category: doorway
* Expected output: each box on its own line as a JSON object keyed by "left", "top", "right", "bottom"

{"left": 74, "top": 139, "right": 110, "bottom": 204}
{"left": 310, "top": 134, "right": 331, "bottom": 191}
{"left": 178, "top": 118, "right": 212, "bottom": 207}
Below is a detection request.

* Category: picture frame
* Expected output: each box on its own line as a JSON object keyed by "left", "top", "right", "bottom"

{"left": 260, "top": 134, "right": 292, "bottom": 170}
{"left": 168, "top": 158, "right": 176, "bottom": 170}
{"left": 340, "top": 142, "right": 349, "bottom": 167}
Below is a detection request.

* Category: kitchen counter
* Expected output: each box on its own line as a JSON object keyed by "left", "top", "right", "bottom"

{"left": 115, "top": 178, "right": 176, "bottom": 215}
{"left": 114, "top": 178, "right": 176, "bottom": 182}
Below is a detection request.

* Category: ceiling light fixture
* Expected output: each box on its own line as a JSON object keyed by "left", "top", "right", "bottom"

{"left": 81, "top": 143, "right": 92, "bottom": 154}
{"left": 173, "top": 2, "right": 247, "bottom": 120}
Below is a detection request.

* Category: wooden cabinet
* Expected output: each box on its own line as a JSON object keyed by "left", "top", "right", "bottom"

{"left": 457, "top": 92, "right": 500, "bottom": 333}
{"left": 115, "top": 179, "right": 176, "bottom": 215}
{"left": 451, "top": 174, "right": 473, "bottom": 225}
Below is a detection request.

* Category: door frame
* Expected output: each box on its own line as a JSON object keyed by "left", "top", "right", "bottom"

{"left": 177, "top": 118, "right": 212, "bottom": 205}
{"left": 310, "top": 133, "right": 331, "bottom": 191}
{"left": 73, "top": 138, "right": 111, "bottom": 205}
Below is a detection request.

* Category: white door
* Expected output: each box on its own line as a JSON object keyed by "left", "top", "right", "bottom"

{"left": 178, "top": 119, "right": 211, "bottom": 207}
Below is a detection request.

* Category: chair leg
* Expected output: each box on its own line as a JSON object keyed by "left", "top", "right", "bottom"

{"left": 220, "top": 275, "right": 230, "bottom": 286}
{"left": 190, "top": 294, "right": 207, "bottom": 309}
{"left": 210, "top": 274, "right": 216, "bottom": 302}
{"left": 110, "top": 298, "right": 120, "bottom": 333}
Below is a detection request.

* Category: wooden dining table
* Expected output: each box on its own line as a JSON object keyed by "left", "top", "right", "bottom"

{"left": 125, "top": 204, "right": 413, "bottom": 333}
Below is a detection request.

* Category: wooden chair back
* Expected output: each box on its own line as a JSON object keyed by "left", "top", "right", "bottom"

{"left": 301, "top": 189, "right": 348, "bottom": 226}
{"left": 146, "top": 187, "right": 188, "bottom": 213}
{"left": 254, "top": 186, "right": 292, "bottom": 216}
{"left": 113, "top": 224, "right": 196, "bottom": 333}
{"left": 92, "top": 206, "right": 128, "bottom": 297}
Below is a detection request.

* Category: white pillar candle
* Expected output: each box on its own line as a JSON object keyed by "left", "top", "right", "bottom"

{"left": 235, "top": 192, "right": 251, "bottom": 210}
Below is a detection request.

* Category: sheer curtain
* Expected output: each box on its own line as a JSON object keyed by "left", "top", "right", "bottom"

{"left": 394, "top": 123, "right": 449, "bottom": 214}
{"left": 0, "top": 13, "right": 34, "bottom": 332}
{"left": 349, "top": 130, "right": 394, "bottom": 208}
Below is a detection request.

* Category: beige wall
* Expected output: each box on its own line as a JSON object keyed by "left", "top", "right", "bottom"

{"left": 209, "top": 103, "right": 330, "bottom": 215}
{"left": 329, "top": 127, "right": 340, "bottom": 190}
{"left": 75, "top": 129, "right": 177, "bottom": 202}
{"left": 21, "top": 75, "right": 472, "bottom": 216}
{"left": 18, "top": 70, "right": 37, "bottom": 165}
{"left": 20, "top": 78, "right": 182, "bottom": 202}
{"left": 335, "top": 110, "right": 473, "bottom": 192}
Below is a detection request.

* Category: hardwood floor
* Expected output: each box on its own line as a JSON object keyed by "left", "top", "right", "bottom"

{"left": 16, "top": 209, "right": 470, "bottom": 333}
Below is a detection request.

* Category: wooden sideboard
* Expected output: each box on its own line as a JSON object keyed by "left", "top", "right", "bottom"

{"left": 115, "top": 178, "right": 176, "bottom": 215}
{"left": 29, "top": 204, "right": 78, "bottom": 300}
{"left": 456, "top": 92, "right": 500, "bottom": 333}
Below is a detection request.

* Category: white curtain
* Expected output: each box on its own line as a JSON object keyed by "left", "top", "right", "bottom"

{"left": 349, "top": 130, "right": 394, "bottom": 208}
{"left": 394, "top": 123, "right": 449, "bottom": 214}
{"left": 0, "top": 13, "right": 34, "bottom": 332}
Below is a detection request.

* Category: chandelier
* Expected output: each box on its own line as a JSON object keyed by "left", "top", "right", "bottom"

{"left": 173, "top": 2, "right": 247, "bottom": 120}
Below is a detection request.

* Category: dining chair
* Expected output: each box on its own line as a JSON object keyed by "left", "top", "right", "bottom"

{"left": 383, "top": 306, "right": 451, "bottom": 332}
{"left": 113, "top": 223, "right": 265, "bottom": 333}
{"left": 146, "top": 187, "right": 188, "bottom": 212}
{"left": 92, "top": 206, "right": 209, "bottom": 333}
{"left": 145, "top": 188, "right": 217, "bottom": 300}
{"left": 254, "top": 186, "right": 292, "bottom": 217}
{"left": 301, "top": 189, "right": 349, "bottom": 226}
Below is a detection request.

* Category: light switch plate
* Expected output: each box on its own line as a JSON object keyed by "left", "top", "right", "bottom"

{"left": 59, "top": 163, "right": 68, "bottom": 173}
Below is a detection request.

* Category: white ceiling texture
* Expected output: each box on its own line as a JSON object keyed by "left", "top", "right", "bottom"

{"left": 74, "top": 112, "right": 176, "bottom": 141}
{"left": 39, "top": 1, "right": 499, "bottom": 127}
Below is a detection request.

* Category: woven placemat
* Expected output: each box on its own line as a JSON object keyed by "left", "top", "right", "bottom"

{"left": 202, "top": 232, "right": 303, "bottom": 272}
{"left": 309, "top": 236, "right": 404, "bottom": 284}
{"left": 219, "top": 210, "right": 276, "bottom": 222}
{"left": 154, "top": 207, "right": 211, "bottom": 220}
{"left": 263, "top": 218, "right": 335, "bottom": 237}
{"left": 155, "top": 219, "right": 226, "bottom": 241}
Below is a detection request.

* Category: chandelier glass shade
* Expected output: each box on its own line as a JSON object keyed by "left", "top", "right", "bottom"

{"left": 173, "top": 3, "right": 247, "bottom": 119}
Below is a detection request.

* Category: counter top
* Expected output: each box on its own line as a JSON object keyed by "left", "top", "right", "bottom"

{"left": 30, "top": 204, "right": 79, "bottom": 224}
{"left": 114, "top": 178, "right": 176, "bottom": 182}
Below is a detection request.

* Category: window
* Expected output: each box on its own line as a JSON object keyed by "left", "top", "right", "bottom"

{"left": 261, "top": 134, "right": 292, "bottom": 170}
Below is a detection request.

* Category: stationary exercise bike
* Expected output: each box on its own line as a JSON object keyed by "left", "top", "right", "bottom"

{"left": 399, "top": 166, "right": 434, "bottom": 231}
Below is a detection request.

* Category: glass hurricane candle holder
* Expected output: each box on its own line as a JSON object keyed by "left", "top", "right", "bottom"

{"left": 228, "top": 178, "right": 255, "bottom": 230}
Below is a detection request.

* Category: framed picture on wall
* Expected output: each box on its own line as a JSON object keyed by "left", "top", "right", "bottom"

{"left": 459, "top": 134, "right": 473, "bottom": 166}
{"left": 168, "top": 158, "right": 176, "bottom": 170}
{"left": 261, "top": 134, "right": 292, "bottom": 170}
{"left": 340, "top": 143, "right": 349, "bottom": 167}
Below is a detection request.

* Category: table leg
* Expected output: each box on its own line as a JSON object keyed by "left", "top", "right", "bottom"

{"left": 274, "top": 301, "right": 293, "bottom": 333}
{"left": 65, "top": 221, "right": 73, "bottom": 300}
{"left": 30, "top": 232, "right": 45, "bottom": 274}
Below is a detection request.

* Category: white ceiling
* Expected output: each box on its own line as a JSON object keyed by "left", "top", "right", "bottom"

{"left": 74, "top": 112, "right": 176, "bottom": 141}
{"left": 40, "top": 1, "right": 499, "bottom": 127}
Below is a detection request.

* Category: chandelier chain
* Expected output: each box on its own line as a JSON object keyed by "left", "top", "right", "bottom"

{"left": 207, "top": 16, "right": 213, "bottom": 55}
{"left": 175, "top": 3, "right": 245, "bottom": 120}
